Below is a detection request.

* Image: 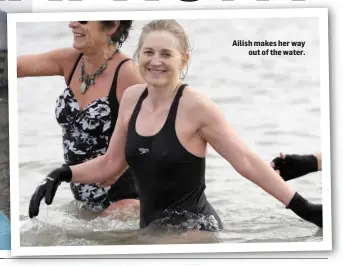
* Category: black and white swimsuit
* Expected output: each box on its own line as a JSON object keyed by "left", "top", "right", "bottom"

{"left": 55, "top": 54, "right": 139, "bottom": 212}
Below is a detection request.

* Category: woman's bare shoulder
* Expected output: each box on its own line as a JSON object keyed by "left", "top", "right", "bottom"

{"left": 180, "top": 85, "right": 221, "bottom": 126}
{"left": 120, "top": 84, "right": 147, "bottom": 106}
{"left": 181, "top": 85, "right": 213, "bottom": 111}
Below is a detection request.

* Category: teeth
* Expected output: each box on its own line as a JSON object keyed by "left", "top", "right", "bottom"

{"left": 149, "top": 69, "right": 164, "bottom": 73}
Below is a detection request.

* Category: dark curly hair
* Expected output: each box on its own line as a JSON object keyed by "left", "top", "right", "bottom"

{"left": 101, "top": 20, "right": 133, "bottom": 48}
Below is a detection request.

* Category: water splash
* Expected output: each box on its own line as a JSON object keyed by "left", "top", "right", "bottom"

{"left": 148, "top": 210, "right": 221, "bottom": 232}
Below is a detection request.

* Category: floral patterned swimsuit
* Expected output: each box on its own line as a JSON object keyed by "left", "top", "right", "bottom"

{"left": 55, "top": 54, "right": 139, "bottom": 212}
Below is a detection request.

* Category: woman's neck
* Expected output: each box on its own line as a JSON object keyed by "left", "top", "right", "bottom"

{"left": 83, "top": 44, "right": 118, "bottom": 73}
{"left": 146, "top": 79, "right": 182, "bottom": 111}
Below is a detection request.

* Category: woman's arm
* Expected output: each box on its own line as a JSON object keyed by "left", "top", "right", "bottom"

{"left": 28, "top": 85, "right": 143, "bottom": 218}
{"left": 315, "top": 152, "right": 322, "bottom": 171}
{"left": 70, "top": 120, "right": 128, "bottom": 185}
{"left": 270, "top": 152, "right": 321, "bottom": 181}
{"left": 183, "top": 92, "right": 320, "bottom": 229}
{"left": 70, "top": 86, "right": 136, "bottom": 184}
{"left": 17, "top": 48, "right": 77, "bottom": 78}
{"left": 73, "top": 61, "right": 144, "bottom": 185}
{"left": 196, "top": 96, "right": 296, "bottom": 206}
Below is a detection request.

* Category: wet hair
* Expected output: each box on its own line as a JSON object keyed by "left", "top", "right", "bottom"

{"left": 101, "top": 20, "right": 133, "bottom": 48}
{"left": 134, "top": 20, "right": 190, "bottom": 77}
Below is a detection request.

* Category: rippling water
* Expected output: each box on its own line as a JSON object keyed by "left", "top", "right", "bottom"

{"left": 16, "top": 18, "right": 322, "bottom": 247}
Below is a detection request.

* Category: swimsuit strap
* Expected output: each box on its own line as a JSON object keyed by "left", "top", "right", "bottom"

{"left": 66, "top": 53, "right": 83, "bottom": 87}
{"left": 108, "top": 58, "right": 132, "bottom": 139}
{"left": 128, "top": 87, "right": 149, "bottom": 132}
{"left": 163, "top": 84, "right": 188, "bottom": 130}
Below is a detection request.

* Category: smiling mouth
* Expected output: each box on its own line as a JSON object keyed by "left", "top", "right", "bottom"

{"left": 74, "top": 33, "right": 84, "bottom": 37}
{"left": 148, "top": 68, "right": 167, "bottom": 74}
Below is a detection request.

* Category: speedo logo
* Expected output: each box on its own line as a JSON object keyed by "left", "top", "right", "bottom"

{"left": 138, "top": 148, "right": 149, "bottom": 155}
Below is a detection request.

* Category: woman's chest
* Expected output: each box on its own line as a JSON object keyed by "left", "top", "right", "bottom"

{"left": 55, "top": 88, "right": 111, "bottom": 134}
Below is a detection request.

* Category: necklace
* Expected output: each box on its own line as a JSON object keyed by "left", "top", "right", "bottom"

{"left": 79, "top": 49, "right": 119, "bottom": 94}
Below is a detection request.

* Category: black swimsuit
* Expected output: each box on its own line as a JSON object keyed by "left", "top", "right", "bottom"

{"left": 125, "top": 84, "right": 223, "bottom": 231}
{"left": 55, "top": 53, "right": 139, "bottom": 212}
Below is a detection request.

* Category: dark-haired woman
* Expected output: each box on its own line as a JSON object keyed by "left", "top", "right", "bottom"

{"left": 18, "top": 21, "right": 144, "bottom": 215}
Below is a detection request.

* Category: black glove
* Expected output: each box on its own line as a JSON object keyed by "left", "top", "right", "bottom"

{"left": 287, "top": 192, "right": 322, "bottom": 228}
{"left": 271, "top": 154, "right": 318, "bottom": 181}
{"left": 28, "top": 164, "right": 72, "bottom": 218}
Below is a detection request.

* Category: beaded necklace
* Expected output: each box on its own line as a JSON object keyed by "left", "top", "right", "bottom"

{"left": 79, "top": 48, "right": 119, "bottom": 94}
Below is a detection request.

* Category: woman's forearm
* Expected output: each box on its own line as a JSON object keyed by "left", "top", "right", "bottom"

{"left": 17, "top": 56, "right": 28, "bottom": 78}
{"left": 70, "top": 154, "right": 127, "bottom": 184}
{"left": 314, "top": 152, "right": 322, "bottom": 171}
{"left": 239, "top": 152, "right": 296, "bottom": 206}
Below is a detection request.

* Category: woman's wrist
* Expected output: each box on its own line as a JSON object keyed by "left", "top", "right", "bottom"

{"left": 314, "top": 152, "right": 322, "bottom": 171}
{"left": 61, "top": 164, "right": 72, "bottom": 182}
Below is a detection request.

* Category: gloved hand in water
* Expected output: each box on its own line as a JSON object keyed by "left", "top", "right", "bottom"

{"left": 271, "top": 153, "right": 318, "bottom": 181}
{"left": 29, "top": 164, "right": 72, "bottom": 218}
{"left": 287, "top": 192, "right": 322, "bottom": 228}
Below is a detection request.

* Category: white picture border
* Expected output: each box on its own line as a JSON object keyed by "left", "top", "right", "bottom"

{"left": 7, "top": 8, "right": 331, "bottom": 257}
{"left": 0, "top": 251, "right": 10, "bottom": 258}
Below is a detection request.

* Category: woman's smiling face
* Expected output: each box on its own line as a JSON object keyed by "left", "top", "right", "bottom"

{"left": 138, "top": 30, "right": 186, "bottom": 87}
{"left": 68, "top": 21, "right": 109, "bottom": 53}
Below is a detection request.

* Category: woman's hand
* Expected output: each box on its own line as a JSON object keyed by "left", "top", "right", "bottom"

{"left": 193, "top": 92, "right": 322, "bottom": 228}
{"left": 28, "top": 165, "right": 72, "bottom": 218}
{"left": 271, "top": 153, "right": 319, "bottom": 181}
{"left": 287, "top": 192, "right": 322, "bottom": 228}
